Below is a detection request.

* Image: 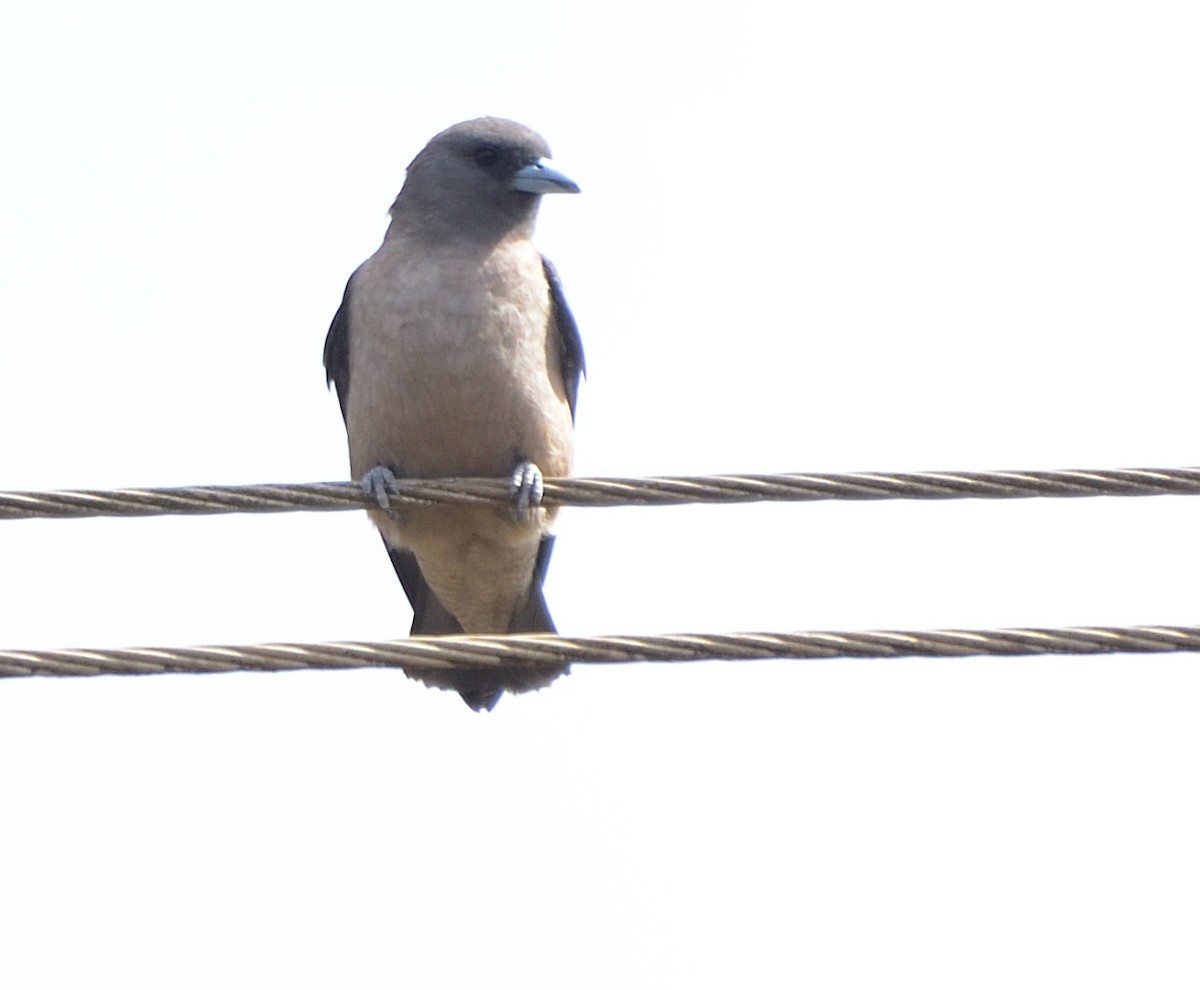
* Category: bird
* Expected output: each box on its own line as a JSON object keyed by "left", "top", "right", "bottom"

{"left": 323, "top": 117, "right": 584, "bottom": 711}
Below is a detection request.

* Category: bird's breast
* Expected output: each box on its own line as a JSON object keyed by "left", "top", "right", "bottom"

{"left": 345, "top": 239, "right": 574, "bottom": 482}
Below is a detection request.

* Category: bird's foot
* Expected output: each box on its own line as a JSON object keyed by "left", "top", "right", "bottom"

{"left": 361, "top": 465, "right": 398, "bottom": 509}
{"left": 509, "top": 461, "right": 544, "bottom": 521}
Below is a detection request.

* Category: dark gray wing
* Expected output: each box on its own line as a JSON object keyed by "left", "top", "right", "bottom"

{"left": 542, "top": 257, "right": 585, "bottom": 420}
{"left": 385, "top": 543, "right": 463, "bottom": 634}
{"left": 323, "top": 275, "right": 354, "bottom": 421}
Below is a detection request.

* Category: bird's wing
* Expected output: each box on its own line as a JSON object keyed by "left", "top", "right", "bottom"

{"left": 542, "top": 256, "right": 585, "bottom": 421}
{"left": 384, "top": 542, "right": 465, "bottom": 634}
{"left": 323, "top": 274, "right": 354, "bottom": 421}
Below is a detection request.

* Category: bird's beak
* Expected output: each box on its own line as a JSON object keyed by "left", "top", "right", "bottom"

{"left": 512, "top": 160, "right": 580, "bottom": 195}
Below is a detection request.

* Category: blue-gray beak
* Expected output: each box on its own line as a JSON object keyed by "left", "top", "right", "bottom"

{"left": 511, "top": 160, "right": 580, "bottom": 195}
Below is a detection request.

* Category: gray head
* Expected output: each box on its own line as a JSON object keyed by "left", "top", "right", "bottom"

{"left": 388, "top": 117, "right": 579, "bottom": 243}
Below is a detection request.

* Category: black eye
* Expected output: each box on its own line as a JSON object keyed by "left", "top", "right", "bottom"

{"left": 473, "top": 146, "right": 500, "bottom": 167}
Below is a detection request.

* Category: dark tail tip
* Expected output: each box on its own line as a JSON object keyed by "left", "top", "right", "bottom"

{"left": 458, "top": 684, "right": 505, "bottom": 712}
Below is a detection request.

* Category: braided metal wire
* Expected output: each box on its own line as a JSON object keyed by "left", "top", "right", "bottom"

{"left": 4, "top": 467, "right": 1200, "bottom": 521}
{"left": 2, "top": 624, "right": 1198, "bottom": 678}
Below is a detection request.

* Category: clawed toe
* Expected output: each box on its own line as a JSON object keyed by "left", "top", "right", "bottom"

{"left": 361, "top": 465, "right": 398, "bottom": 509}
{"left": 509, "top": 461, "right": 544, "bottom": 520}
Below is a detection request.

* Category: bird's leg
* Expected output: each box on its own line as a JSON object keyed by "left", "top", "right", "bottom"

{"left": 509, "top": 460, "right": 544, "bottom": 520}
{"left": 361, "top": 465, "right": 398, "bottom": 509}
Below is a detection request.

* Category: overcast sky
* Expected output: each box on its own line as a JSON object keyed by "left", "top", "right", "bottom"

{"left": 2, "top": 2, "right": 1199, "bottom": 987}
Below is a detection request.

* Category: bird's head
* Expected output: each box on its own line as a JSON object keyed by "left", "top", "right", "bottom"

{"left": 390, "top": 117, "right": 578, "bottom": 243}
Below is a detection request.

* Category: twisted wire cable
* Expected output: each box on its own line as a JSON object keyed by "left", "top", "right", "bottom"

{"left": 4, "top": 467, "right": 1200, "bottom": 521}
{"left": 2, "top": 624, "right": 1198, "bottom": 679}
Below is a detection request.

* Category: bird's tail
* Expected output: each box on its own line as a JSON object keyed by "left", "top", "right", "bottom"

{"left": 386, "top": 536, "right": 568, "bottom": 711}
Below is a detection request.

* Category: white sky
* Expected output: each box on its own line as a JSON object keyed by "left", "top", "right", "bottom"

{"left": 2, "top": 1, "right": 1199, "bottom": 986}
